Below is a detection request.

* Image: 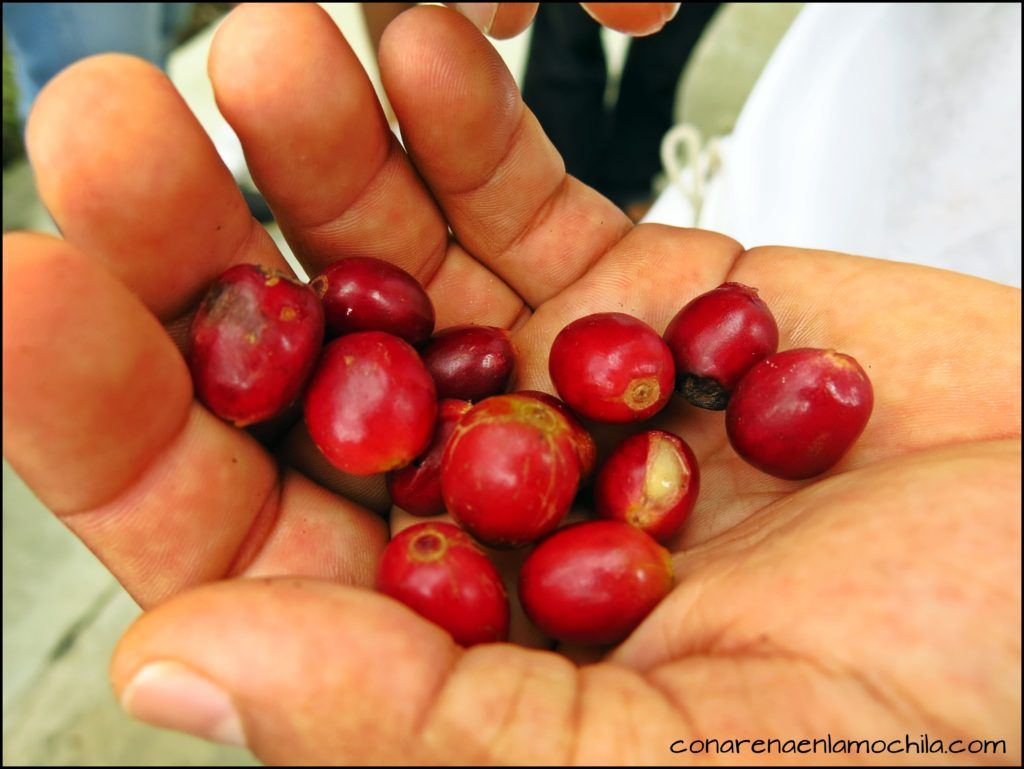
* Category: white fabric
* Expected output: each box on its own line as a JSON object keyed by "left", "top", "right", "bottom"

{"left": 646, "top": 2, "right": 1022, "bottom": 288}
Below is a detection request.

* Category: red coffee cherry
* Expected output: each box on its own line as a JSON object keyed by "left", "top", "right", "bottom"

{"left": 189, "top": 263, "right": 324, "bottom": 426}
{"left": 441, "top": 394, "right": 581, "bottom": 548}
{"left": 420, "top": 325, "right": 515, "bottom": 401}
{"left": 515, "top": 390, "right": 597, "bottom": 479}
{"left": 304, "top": 331, "right": 437, "bottom": 476}
{"left": 387, "top": 399, "right": 472, "bottom": 517}
{"left": 378, "top": 522, "right": 509, "bottom": 646}
{"left": 663, "top": 282, "right": 778, "bottom": 410}
{"left": 312, "top": 257, "right": 434, "bottom": 345}
{"left": 549, "top": 312, "right": 675, "bottom": 423}
{"left": 519, "top": 521, "right": 674, "bottom": 646}
{"left": 726, "top": 348, "right": 874, "bottom": 479}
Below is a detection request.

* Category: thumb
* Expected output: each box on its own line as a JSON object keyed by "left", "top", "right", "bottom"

{"left": 110, "top": 578, "right": 596, "bottom": 764}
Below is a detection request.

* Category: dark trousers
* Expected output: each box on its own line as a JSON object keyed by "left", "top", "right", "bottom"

{"left": 523, "top": 3, "right": 720, "bottom": 209}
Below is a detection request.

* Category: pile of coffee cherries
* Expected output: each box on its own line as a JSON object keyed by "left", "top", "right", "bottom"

{"left": 189, "top": 259, "right": 873, "bottom": 648}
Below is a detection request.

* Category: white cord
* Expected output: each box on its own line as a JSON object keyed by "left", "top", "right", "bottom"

{"left": 660, "top": 123, "right": 723, "bottom": 227}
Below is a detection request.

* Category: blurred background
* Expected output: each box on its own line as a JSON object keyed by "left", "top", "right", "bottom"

{"left": 2, "top": 2, "right": 1020, "bottom": 765}
{"left": 2, "top": 3, "right": 798, "bottom": 764}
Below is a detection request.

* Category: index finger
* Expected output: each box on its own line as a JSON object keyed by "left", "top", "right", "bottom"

{"left": 25, "top": 55, "right": 287, "bottom": 324}
{"left": 579, "top": 3, "right": 680, "bottom": 35}
{"left": 451, "top": 3, "right": 680, "bottom": 38}
{"left": 381, "top": 7, "right": 633, "bottom": 307}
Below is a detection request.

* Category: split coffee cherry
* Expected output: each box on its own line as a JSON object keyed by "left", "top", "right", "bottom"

{"left": 595, "top": 430, "right": 700, "bottom": 543}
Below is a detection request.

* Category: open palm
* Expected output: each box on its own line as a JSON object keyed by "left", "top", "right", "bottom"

{"left": 3, "top": 4, "right": 1020, "bottom": 764}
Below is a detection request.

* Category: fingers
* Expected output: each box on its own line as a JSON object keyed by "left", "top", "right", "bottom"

{"left": 25, "top": 19, "right": 527, "bottom": 333}
{"left": 425, "top": 242, "right": 532, "bottom": 330}
{"left": 208, "top": 3, "right": 443, "bottom": 280}
{"left": 26, "top": 55, "right": 286, "bottom": 323}
{"left": 208, "top": 3, "right": 526, "bottom": 327}
{"left": 450, "top": 2, "right": 540, "bottom": 39}
{"left": 449, "top": 3, "right": 679, "bottom": 38}
{"left": 109, "top": 578, "right": 687, "bottom": 763}
{"left": 580, "top": 3, "right": 680, "bottom": 35}
{"left": 482, "top": 2, "right": 541, "bottom": 38}
{"left": 3, "top": 233, "right": 192, "bottom": 514}
{"left": 381, "top": 6, "right": 632, "bottom": 307}
{"left": 110, "top": 581, "right": 457, "bottom": 760}
{"left": 2, "top": 234, "right": 385, "bottom": 606}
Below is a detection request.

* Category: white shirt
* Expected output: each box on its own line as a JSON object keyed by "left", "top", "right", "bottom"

{"left": 647, "top": 3, "right": 1022, "bottom": 288}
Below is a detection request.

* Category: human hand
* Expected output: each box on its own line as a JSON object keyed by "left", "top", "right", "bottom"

{"left": 362, "top": 2, "right": 681, "bottom": 126}
{"left": 3, "top": 3, "right": 1020, "bottom": 764}
{"left": 451, "top": 3, "right": 683, "bottom": 39}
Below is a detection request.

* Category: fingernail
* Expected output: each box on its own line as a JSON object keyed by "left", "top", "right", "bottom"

{"left": 121, "top": 661, "right": 247, "bottom": 747}
{"left": 455, "top": 3, "right": 498, "bottom": 35}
